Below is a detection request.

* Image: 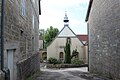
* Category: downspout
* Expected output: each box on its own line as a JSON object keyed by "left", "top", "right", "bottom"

{"left": 85, "top": 0, "right": 93, "bottom": 72}
{"left": 1, "top": 0, "right": 5, "bottom": 71}
{"left": 87, "top": 22, "right": 90, "bottom": 71}
{"left": 1, "top": 1, "right": 10, "bottom": 80}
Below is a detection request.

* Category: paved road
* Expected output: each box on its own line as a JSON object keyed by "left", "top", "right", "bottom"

{"left": 36, "top": 67, "right": 110, "bottom": 80}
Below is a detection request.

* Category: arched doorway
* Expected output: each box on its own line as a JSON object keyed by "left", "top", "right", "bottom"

{"left": 42, "top": 52, "right": 47, "bottom": 62}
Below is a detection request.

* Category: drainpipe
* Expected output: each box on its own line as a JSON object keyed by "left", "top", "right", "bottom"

{"left": 1, "top": 0, "right": 5, "bottom": 71}
{"left": 1, "top": 0, "right": 10, "bottom": 80}
{"left": 87, "top": 22, "right": 90, "bottom": 71}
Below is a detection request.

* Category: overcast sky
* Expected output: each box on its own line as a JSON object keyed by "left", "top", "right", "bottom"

{"left": 39, "top": 0, "right": 89, "bottom": 34}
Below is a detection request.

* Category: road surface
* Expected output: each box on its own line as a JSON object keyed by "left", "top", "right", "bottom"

{"left": 36, "top": 67, "right": 110, "bottom": 80}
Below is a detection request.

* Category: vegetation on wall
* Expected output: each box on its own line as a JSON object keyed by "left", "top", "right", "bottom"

{"left": 64, "top": 37, "right": 71, "bottom": 64}
{"left": 71, "top": 49, "right": 79, "bottom": 59}
{"left": 64, "top": 37, "right": 80, "bottom": 64}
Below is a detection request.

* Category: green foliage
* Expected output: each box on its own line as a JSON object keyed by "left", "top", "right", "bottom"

{"left": 64, "top": 37, "right": 71, "bottom": 64}
{"left": 56, "top": 60, "right": 62, "bottom": 64}
{"left": 39, "top": 26, "right": 59, "bottom": 48}
{"left": 45, "top": 26, "right": 59, "bottom": 43}
{"left": 48, "top": 57, "right": 61, "bottom": 64}
{"left": 71, "top": 49, "right": 79, "bottom": 59}
{"left": 71, "top": 58, "right": 84, "bottom": 65}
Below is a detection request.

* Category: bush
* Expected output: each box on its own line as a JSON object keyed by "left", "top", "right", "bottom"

{"left": 48, "top": 57, "right": 61, "bottom": 64}
{"left": 56, "top": 59, "right": 62, "bottom": 64}
{"left": 71, "top": 58, "right": 84, "bottom": 65}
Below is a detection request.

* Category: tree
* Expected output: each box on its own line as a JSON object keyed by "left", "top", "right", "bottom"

{"left": 39, "top": 26, "right": 59, "bottom": 48}
{"left": 64, "top": 37, "right": 71, "bottom": 64}
{"left": 64, "top": 37, "right": 79, "bottom": 64}
{"left": 44, "top": 26, "right": 59, "bottom": 46}
{"left": 39, "top": 29, "right": 45, "bottom": 39}
{"left": 45, "top": 26, "right": 59, "bottom": 42}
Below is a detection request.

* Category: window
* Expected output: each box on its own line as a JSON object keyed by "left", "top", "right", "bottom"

{"left": 32, "top": 15, "right": 35, "bottom": 29}
{"left": 32, "top": 37, "right": 34, "bottom": 51}
{"left": 20, "top": 0, "right": 25, "bottom": 17}
{"left": 20, "top": 30, "right": 24, "bottom": 36}
{"left": 59, "top": 52, "right": 64, "bottom": 61}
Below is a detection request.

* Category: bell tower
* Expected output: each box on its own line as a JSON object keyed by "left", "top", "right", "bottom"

{"left": 63, "top": 11, "right": 69, "bottom": 26}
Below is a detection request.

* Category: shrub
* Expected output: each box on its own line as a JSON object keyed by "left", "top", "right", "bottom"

{"left": 71, "top": 58, "right": 84, "bottom": 65}
{"left": 48, "top": 57, "right": 61, "bottom": 64}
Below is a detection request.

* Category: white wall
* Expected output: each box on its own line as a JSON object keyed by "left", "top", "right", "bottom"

{"left": 39, "top": 40, "right": 43, "bottom": 49}
{"left": 47, "top": 37, "right": 86, "bottom": 62}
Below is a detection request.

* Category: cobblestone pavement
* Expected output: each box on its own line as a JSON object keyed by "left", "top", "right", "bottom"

{"left": 36, "top": 67, "right": 110, "bottom": 80}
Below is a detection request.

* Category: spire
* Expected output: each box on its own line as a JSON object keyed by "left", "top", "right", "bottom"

{"left": 64, "top": 11, "right": 69, "bottom": 23}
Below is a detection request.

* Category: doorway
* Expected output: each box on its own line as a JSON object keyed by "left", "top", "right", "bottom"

{"left": 7, "top": 49, "right": 14, "bottom": 80}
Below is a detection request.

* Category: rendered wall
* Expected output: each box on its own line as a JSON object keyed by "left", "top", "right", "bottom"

{"left": 47, "top": 37, "right": 85, "bottom": 62}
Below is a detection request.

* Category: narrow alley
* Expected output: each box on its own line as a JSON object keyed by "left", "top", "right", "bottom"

{"left": 36, "top": 66, "right": 110, "bottom": 80}
{"left": 0, "top": 0, "right": 120, "bottom": 80}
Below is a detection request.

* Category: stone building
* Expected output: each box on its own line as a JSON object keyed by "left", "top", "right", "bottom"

{"left": 0, "top": 0, "right": 41, "bottom": 80}
{"left": 47, "top": 13, "right": 88, "bottom": 64}
{"left": 86, "top": 0, "right": 120, "bottom": 79}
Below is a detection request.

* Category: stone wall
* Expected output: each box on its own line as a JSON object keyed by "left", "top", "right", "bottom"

{"left": 17, "top": 53, "right": 40, "bottom": 80}
{"left": 3, "top": 0, "right": 40, "bottom": 80}
{"left": 4, "top": 0, "right": 34, "bottom": 60}
{"left": 88, "top": 0, "right": 120, "bottom": 79}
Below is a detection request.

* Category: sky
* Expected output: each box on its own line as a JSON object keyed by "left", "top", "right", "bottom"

{"left": 39, "top": 0, "right": 89, "bottom": 34}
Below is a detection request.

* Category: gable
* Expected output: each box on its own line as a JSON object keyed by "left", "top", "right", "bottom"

{"left": 58, "top": 25, "right": 76, "bottom": 37}
{"left": 47, "top": 25, "right": 84, "bottom": 47}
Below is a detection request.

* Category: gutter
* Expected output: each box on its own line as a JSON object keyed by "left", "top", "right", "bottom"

{"left": 85, "top": 0, "right": 93, "bottom": 22}
{"left": 39, "top": 0, "right": 41, "bottom": 15}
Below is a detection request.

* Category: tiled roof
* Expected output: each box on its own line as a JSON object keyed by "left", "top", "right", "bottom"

{"left": 76, "top": 35, "right": 88, "bottom": 41}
